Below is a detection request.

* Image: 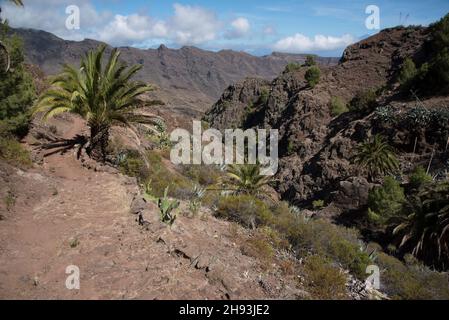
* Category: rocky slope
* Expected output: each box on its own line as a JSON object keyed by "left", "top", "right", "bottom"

{"left": 0, "top": 113, "right": 306, "bottom": 299}
{"left": 204, "top": 26, "right": 449, "bottom": 217}
{"left": 12, "top": 28, "right": 338, "bottom": 117}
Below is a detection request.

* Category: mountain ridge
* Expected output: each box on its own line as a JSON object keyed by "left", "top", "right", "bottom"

{"left": 12, "top": 27, "right": 339, "bottom": 116}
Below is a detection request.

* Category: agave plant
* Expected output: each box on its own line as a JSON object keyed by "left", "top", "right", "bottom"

{"left": 158, "top": 186, "right": 180, "bottom": 226}
{"left": 223, "top": 163, "right": 272, "bottom": 198}
{"left": 354, "top": 134, "right": 400, "bottom": 181}
{"left": 374, "top": 105, "right": 397, "bottom": 125}
{"left": 188, "top": 185, "right": 206, "bottom": 216}
{"left": 391, "top": 181, "right": 449, "bottom": 270}
{"left": 34, "top": 45, "right": 157, "bottom": 161}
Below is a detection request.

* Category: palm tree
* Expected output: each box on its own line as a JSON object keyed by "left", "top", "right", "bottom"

{"left": 34, "top": 45, "right": 156, "bottom": 161}
{"left": 354, "top": 134, "right": 400, "bottom": 181}
{"left": 391, "top": 181, "right": 449, "bottom": 270}
{"left": 0, "top": 0, "right": 24, "bottom": 73}
{"left": 224, "top": 164, "right": 272, "bottom": 198}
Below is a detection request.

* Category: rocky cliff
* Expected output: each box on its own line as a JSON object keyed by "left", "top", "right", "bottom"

{"left": 205, "top": 26, "right": 449, "bottom": 217}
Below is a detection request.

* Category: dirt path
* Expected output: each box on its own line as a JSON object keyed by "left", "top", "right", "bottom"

{"left": 0, "top": 115, "right": 296, "bottom": 300}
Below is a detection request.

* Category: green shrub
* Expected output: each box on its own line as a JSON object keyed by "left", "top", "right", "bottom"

{"left": 368, "top": 176, "right": 405, "bottom": 224}
{"left": 402, "top": 14, "right": 449, "bottom": 95}
{"left": 330, "top": 96, "right": 348, "bottom": 116}
{"left": 284, "top": 62, "right": 301, "bottom": 73}
{"left": 241, "top": 227, "right": 280, "bottom": 269}
{"left": 305, "top": 66, "right": 321, "bottom": 88}
{"left": 409, "top": 166, "right": 432, "bottom": 187}
{"left": 271, "top": 207, "right": 371, "bottom": 279}
{"left": 4, "top": 190, "right": 16, "bottom": 211}
{"left": 302, "top": 255, "right": 348, "bottom": 300}
{"left": 398, "top": 58, "right": 418, "bottom": 89}
{"left": 144, "top": 151, "right": 194, "bottom": 199}
{"left": 312, "top": 199, "right": 325, "bottom": 210}
{"left": 181, "top": 164, "right": 222, "bottom": 186}
{"left": 0, "top": 25, "right": 36, "bottom": 137}
{"left": 304, "top": 55, "right": 316, "bottom": 67}
{"left": 259, "top": 88, "right": 269, "bottom": 105}
{"left": 349, "top": 89, "right": 377, "bottom": 113}
{"left": 0, "top": 137, "right": 32, "bottom": 167}
{"left": 215, "top": 194, "right": 273, "bottom": 228}
{"left": 118, "top": 150, "right": 149, "bottom": 182}
{"left": 377, "top": 252, "right": 449, "bottom": 299}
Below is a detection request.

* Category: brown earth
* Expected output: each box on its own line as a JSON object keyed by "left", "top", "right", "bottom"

{"left": 0, "top": 114, "right": 303, "bottom": 299}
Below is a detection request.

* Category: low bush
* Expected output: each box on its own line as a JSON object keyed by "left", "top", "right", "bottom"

{"left": 118, "top": 150, "right": 149, "bottom": 182}
{"left": 0, "top": 137, "right": 32, "bottom": 168}
{"left": 215, "top": 194, "right": 273, "bottom": 228}
{"left": 312, "top": 199, "right": 325, "bottom": 210}
{"left": 304, "top": 55, "right": 316, "bottom": 67}
{"left": 305, "top": 66, "right": 321, "bottom": 88}
{"left": 330, "top": 96, "right": 349, "bottom": 116}
{"left": 367, "top": 176, "right": 405, "bottom": 224}
{"left": 377, "top": 252, "right": 449, "bottom": 299}
{"left": 269, "top": 203, "right": 371, "bottom": 279}
{"left": 349, "top": 89, "right": 377, "bottom": 113}
{"left": 409, "top": 166, "right": 432, "bottom": 187}
{"left": 181, "top": 164, "right": 222, "bottom": 186}
{"left": 302, "top": 255, "right": 348, "bottom": 300}
{"left": 284, "top": 62, "right": 301, "bottom": 73}
{"left": 397, "top": 58, "right": 418, "bottom": 89}
{"left": 144, "top": 151, "right": 194, "bottom": 199}
{"left": 240, "top": 227, "right": 282, "bottom": 269}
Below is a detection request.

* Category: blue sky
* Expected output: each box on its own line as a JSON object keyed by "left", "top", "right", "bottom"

{"left": 2, "top": 0, "right": 449, "bottom": 56}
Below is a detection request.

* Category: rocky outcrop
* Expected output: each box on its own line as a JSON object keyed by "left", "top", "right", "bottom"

{"left": 205, "top": 26, "right": 436, "bottom": 214}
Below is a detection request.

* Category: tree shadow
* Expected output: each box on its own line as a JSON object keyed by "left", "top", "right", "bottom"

{"left": 32, "top": 134, "right": 88, "bottom": 159}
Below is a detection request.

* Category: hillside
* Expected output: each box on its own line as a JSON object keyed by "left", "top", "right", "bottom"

{"left": 205, "top": 26, "right": 441, "bottom": 207}
{"left": 2, "top": 14, "right": 449, "bottom": 300}
{"left": 12, "top": 28, "right": 338, "bottom": 117}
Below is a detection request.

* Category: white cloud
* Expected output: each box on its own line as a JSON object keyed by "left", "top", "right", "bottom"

{"left": 273, "top": 33, "right": 355, "bottom": 52}
{"left": 263, "top": 26, "right": 276, "bottom": 36}
{"left": 170, "top": 3, "right": 221, "bottom": 45}
{"left": 97, "top": 14, "right": 168, "bottom": 46}
{"left": 225, "top": 17, "right": 250, "bottom": 39}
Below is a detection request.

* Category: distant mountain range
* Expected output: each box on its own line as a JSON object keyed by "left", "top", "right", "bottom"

{"left": 12, "top": 28, "right": 339, "bottom": 116}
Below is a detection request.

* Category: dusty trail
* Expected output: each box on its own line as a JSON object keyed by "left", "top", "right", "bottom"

{"left": 0, "top": 115, "right": 289, "bottom": 300}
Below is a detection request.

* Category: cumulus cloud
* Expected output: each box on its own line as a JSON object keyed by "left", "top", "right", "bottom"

{"left": 225, "top": 17, "right": 251, "bottom": 39}
{"left": 170, "top": 3, "right": 221, "bottom": 45}
{"left": 273, "top": 33, "right": 355, "bottom": 52}
{"left": 1, "top": 1, "right": 223, "bottom": 47}
{"left": 1, "top": 0, "right": 111, "bottom": 41}
{"left": 97, "top": 14, "right": 168, "bottom": 46}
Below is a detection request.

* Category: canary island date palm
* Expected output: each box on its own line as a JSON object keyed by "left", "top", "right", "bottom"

{"left": 391, "top": 181, "right": 449, "bottom": 270}
{"left": 34, "top": 45, "right": 155, "bottom": 161}
{"left": 224, "top": 164, "right": 272, "bottom": 198}
{"left": 354, "top": 134, "right": 400, "bottom": 182}
{"left": 0, "top": 0, "right": 24, "bottom": 73}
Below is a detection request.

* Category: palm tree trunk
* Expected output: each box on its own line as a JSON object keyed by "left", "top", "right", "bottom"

{"left": 88, "top": 124, "right": 110, "bottom": 162}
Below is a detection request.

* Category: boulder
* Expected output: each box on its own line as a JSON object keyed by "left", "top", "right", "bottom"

{"left": 334, "top": 176, "right": 372, "bottom": 210}
{"left": 130, "top": 196, "right": 147, "bottom": 215}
